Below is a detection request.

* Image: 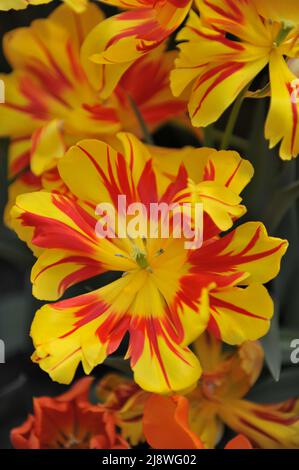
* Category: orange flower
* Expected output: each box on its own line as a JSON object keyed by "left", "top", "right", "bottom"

{"left": 149, "top": 336, "right": 299, "bottom": 448}
{"left": 97, "top": 336, "right": 299, "bottom": 449}
{"left": 143, "top": 394, "right": 205, "bottom": 449}
{"left": 143, "top": 394, "right": 252, "bottom": 449}
{"left": 11, "top": 378, "right": 129, "bottom": 449}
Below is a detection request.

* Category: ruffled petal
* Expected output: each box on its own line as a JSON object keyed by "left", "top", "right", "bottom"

{"left": 30, "top": 270, "right": 208, "bottom": 393}
{"left": 266, "top": 51, "right": 299, "bottom": 159}
{"left": 143, "top": 395, "right": 205, "bottom": 449}
{"left": 11, "top": 191, "right": 134, "bottom": 299}
{"left": 190, "top": 222, "right": 288, "bottom": 286}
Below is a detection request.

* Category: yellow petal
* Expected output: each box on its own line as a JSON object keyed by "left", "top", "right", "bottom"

{"left": 213, "top": 222, "right": 288, "bottom": 285}
{"left": 50, "top": 3, "right": 104, "bottom": 49}
{"left": 266, "top": 51, "right": 299, "bottom": 159}
{"left": 208, "top": 284, "right": 273, "bottom": 344}
{"left": 252, "top": 0, "right": 299, "bottom": 25}
{"left": 0, "top": 0, "right": 52, "bottom": 10}
{"left": 30, "top": 120, "right": 65, "bottom": 176}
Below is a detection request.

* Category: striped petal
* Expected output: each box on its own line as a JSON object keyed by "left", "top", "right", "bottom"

{"left": 0, "top": 4, "right": 119, "bottom": 157}
{"left": 31, "top": 120, "right": 66, "bottom": 176}
{"left": 115, "top": 47, "right": 186, "bottom": 134}
{"left": 30, "top": 269, "right": 209, "bottom": 393}
{"left": 4, "top": 171, "right": 41, "bottom": 228}
{"left": 8, "top": 136, "right": 31, "bottom": 179}
{"left": 11, "top": 191, "right": 134, "bottom": 300}
{"left": 58, "top": 133, "right": 166, "bottom": 207}
{"left": 171, "top": 8, "right": 269, "bottom": 127}
{"left": 153, "top": 146, "right": 253, "bottom": 233}
{"left": 266, "top": 51, "right": 299, "bottom": 159}
{"left": 208, "top": 285, "right": 273, "bottom": 344}
{"left": 219, "top": 398, "right": 299, "bottom": 449}
{"left": 186, "top": 54, "right": 267, "bottom": 128}
{"left": 190, "top": 222, "right": 288, "bottom": 286}
{"left": 189, "top": 222, "right": 287, "bottom": 344}
{"left": 81, "top": 2, "right": 192, "bottom": 98}
{"left": 195, "top": 0, "right": 273, "bottom": 44}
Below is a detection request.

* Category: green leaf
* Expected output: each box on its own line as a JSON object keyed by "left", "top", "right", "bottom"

{"left": 247, "top": 367, "right": 299, "bottom": 403}
{"left": 0, "top": 293, "right": 31, "bottom": 357}
{"left": 0, "top": 227, "right": 33, "bottom": 267}
{"left": 243, "top": 99, "right": 280, "bottom": 222}
{"left": 261, "top": 305, "right": 282, "bottom": 381}
{"left": 264, "top": 179, "right": 299, "bottom": 232}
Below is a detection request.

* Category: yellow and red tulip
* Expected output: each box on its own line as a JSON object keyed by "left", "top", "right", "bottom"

{"left": 10, "top": 133, "right": 287, "bottom": 393}
{"left": 98, "top": 336, "right": 299, "bottom": 449}
{"left": 0, "top": 3, "right": 186, "bottom": 226}
{"left": 171, "top": 0, "right": 299, "bottom": 159}
{"left": 82, "top": 0, "right": 193, "bottom": 98}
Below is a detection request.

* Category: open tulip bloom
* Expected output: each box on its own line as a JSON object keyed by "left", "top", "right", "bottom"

{"left": 171, "top": 0, "right": 299, "bottom": 159}
{"left": 11, "top": 133, "right": 287, "bottom": 393}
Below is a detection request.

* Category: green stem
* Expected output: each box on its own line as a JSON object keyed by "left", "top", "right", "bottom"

{"left": 220, "top": 83, "right": 251, "bottom": 150}
{"left": 210, "top": 129, "right": 248, "bottom": 151}
{"left": 128, "top": 94, "right": 154, "bottom": 146}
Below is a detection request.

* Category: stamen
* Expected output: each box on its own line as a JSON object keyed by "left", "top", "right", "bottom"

{"left": 135, "top": 251, "right": 150, "bottom": 269}
{"left": 155, "top": 248, "right": 165, "bottom": 257}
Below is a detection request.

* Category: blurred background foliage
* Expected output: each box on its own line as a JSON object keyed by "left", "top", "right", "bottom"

{"left": 0, "top": 0, "right": 299, "bottom": 449}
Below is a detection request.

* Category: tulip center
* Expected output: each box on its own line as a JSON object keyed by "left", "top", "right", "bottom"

{"left": 273, "top": 23, "right": 293, "bottom": 47}
{"left": 130, "top": 237, "right": 165, "bottom": 270}
{"left": 135, "top": 250, "right": 150, "bottom": 270}
{"left": 54, "top": 430, "right": 91, "bottom": 449}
